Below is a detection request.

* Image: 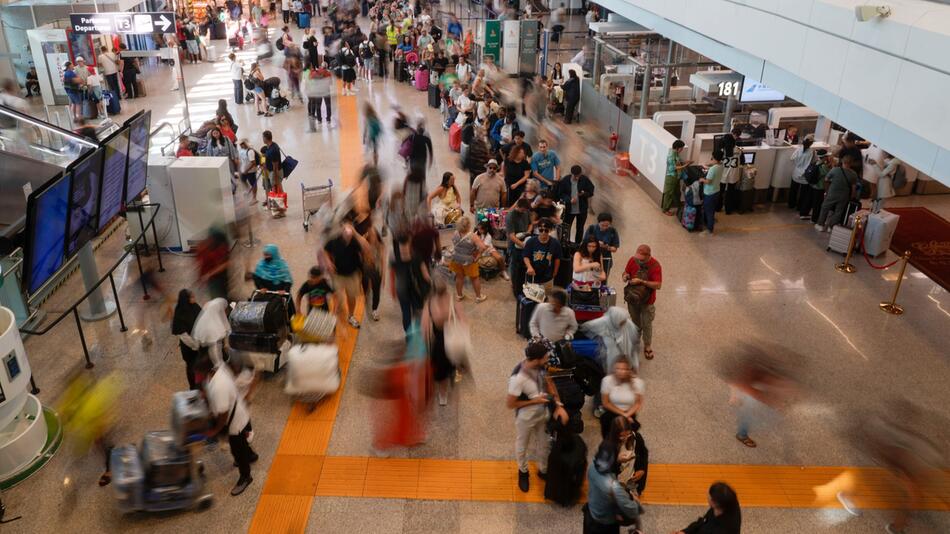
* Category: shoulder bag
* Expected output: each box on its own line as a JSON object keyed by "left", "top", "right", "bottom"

{"left": 443, "top": 302, "right": 472, "bottom": 368}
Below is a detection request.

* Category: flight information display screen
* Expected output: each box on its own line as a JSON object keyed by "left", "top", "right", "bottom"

{"left": 66, "top": 149, "right": 104, "bottom": 256}
{"left": 26, "top": 174, "right": 71, "bottom": 294}
{"left": 97, "top": 128, "right": 129, "bottom": 232}
{"left": 124, "top": 111, "right": 151, "bottom": 203}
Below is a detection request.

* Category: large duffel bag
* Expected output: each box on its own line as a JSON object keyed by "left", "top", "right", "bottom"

{"left": 285, "top": 343, "right": 341, "bottom": 396}
{"left": 229, "top": 331, "right": 282, "bottom": 353}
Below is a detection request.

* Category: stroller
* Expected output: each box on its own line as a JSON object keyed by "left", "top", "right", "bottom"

{"left": 262, "top": 77, "right": 290, "bottom": 113}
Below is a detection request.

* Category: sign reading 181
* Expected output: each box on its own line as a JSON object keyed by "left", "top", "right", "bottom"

{"left": 717, "top": 80, "right": 742, "bottom": 97}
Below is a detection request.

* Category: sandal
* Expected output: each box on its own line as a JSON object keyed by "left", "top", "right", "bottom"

{"left": 644, "top": 348, "right": 654, "bottom": 360}
{"left": 736, "top": 434, "right": 757, "bottom": 448}
{"left": 98, "top": 472, "right": 112, "bottom": 486}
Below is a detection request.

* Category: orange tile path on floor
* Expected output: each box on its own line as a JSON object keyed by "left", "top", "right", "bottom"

{"left": 246, "top": 87, "right": 950, "bottom": 533}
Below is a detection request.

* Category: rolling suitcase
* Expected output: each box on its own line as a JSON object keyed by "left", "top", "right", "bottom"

{"left": 229, "top": 331, "right": 282, "bottom": 353}
{"left": 104, "top": 90, "right": 121, "bottom": 114}
{"left": 298, "top": 12, "right": 311, "bottom": 28}
{"left": 414, "top": 67, "right": 429, "bottom": 91}
{"left": 827, "top": 225, "right": 854, "bottom": 254}
{"left": 428, "top": 84, "right": 441, "bottom": 108}
{"left": 449, "top": 123, "right": 462, "bottom": 152}
{"left": 111, "top": 445, "right": 145, "bottom": 512}
{"left": 571, "top": 339, "right": 600, "bottom": 361}
{"left": 862, "top": 210, "right": 899, "bottom": 257}
{"left": 141, "top": 431, "right": 190, "bottom": 487}
{"left": 170, "top": 390, "right": 211, "bottom": 446}
{"left": 230, "top": 299, "right": 286, "bottom": 334}
{"left": 550, "top": 374, "right": 585, "bottom": 412}
{"left": 516, "top": 294, "right": 538, "bottom": 339}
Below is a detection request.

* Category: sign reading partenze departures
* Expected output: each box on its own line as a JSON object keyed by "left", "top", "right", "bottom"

{"left": 69, "top": 12, "right": 176, "bottom": 35}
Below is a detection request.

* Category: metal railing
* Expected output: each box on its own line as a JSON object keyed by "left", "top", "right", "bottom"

{"left": 20, "top": 204, "right": 165, "bottom": 377}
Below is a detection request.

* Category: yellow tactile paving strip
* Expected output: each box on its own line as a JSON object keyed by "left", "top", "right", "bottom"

{"left": 247, "top": 86, "right": 949, "bottom": 532}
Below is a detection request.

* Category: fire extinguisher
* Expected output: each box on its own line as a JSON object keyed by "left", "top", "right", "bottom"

{"left": 609, "top": 130, "right": 619, "bottom": 152}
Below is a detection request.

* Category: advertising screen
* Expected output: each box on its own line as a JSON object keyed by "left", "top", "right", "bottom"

{"left": 124, "top": 110, "right": 151, "bottom": 203}
{"left": 66, "top": 149, "right": 104, "bottom": 256}
{"left": 26, "top": 174, "right": 71, "bottom": 295}
{"left": 97, "top": 128, "right": 129, "bottom": 232}
{"left": 739, "top": 77, "right": 786, "bottom": 103}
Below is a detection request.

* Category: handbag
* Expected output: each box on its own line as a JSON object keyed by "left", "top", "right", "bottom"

{"left": 292, "top": 308, "right": 337, "bottom": 343}
{"left": 398, "top": 134, "right": 414, "bottom": 159}
{"left": 522, "top": 276, "right": 546, "bottom": 304}
{"left": 281, "top": 153, "right": 299, "bottom": 177}
{"left": 569, "top": 286, "right": 601, "bottom": 307}
{"left": 443, "top": 302, "right": 471, "bottom": 368}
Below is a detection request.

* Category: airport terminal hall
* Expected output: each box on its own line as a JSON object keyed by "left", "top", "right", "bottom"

{"left": 1, "top": 0, "right": 949, "bottom": 532}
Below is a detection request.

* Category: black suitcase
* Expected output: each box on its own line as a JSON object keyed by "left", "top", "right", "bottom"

{"left": 428, "top": 84, "right": 440, "bottom": 108}
{"left": 551, "top": 374, "right": 585, "bottom": 412}
{"left": 229, "top": 299, "right": 285, "bottom": 334}
{"left": 515, "top": 294, "right": 538, "bottom": 339}
{"left": 229, "top": 331, "right": 281, "bottom": 353}
{"left": 554, "top": 256, "right": 573, "bottom": 290}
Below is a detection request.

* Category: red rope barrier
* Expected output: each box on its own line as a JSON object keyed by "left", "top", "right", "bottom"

{"left": 859, "top": 224, "right": 900, "bottom": 270}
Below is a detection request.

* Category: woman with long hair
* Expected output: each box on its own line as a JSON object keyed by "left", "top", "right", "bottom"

{"left": 573, "top": 234, "right": 606, "bottom": 289}
{"left": 447, "top": 216, "right": 487, "bottom": 303}
{"left": 172, "top": 289, "right": 203, "bottom": 389}
{"left": 421, "top": 279, "right": 464, "bottom": 406}
{"left": 674, "top": 482, "right": 741, "bottom": 534}
{"left": 426, "top": 171, "right": 462, "bottom": 226}
{"left": 584, "top": 417, "right": 643, "bottom": 534}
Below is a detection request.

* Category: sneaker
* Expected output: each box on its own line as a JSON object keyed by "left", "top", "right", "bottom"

{"left": 230, "top": 476, "right": 253, "bottom": 496}
{"left": 815, "top": 224, "right": 824, "bottom": 232}
{"left": 517, "top": 469, "right": 529, "bottom": 492}
{"left": 347, "top": 316, "right": 360, "bottom": 329}
{"left": 501, "top": 270, "right": 510, "bottom": 281}
{"left": 799, "top": 215, "right": 810, "bottom": 220}
{"left": 475, "top": 295, "right": 487, "bottom": 303}
{"left": 315, "top": 121, "right": 322, "bottom": 131}
{"left": 372, "top": 310, "right": 380, "bottom": 321}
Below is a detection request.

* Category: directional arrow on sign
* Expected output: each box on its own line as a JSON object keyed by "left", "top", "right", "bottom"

{"left": 157, "top": 14, "right": 172, "bottom": 32}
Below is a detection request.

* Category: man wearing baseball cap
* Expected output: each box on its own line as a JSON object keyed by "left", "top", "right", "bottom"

{"left": 471, "top": 159, "right": 507, "bottom": 211}
{"left": 507, "top": 341, "right": 568, "bottom": 492}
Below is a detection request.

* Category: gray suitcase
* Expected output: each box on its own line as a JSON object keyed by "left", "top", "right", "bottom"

{"left": 112, "top": 445, "right": 144, "bottom": 512}
{"left": 141, "top": 431, "right": 190, "bottom": 487}
{"left": 827, "top": 225, "right": 854, "bottom": 254}
{"left": 171, "top": 390, "right": 210, "bottom": 446}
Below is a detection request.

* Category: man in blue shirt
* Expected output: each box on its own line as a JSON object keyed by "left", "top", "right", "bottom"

{"left": 522, "top": 219, "right": 562, "bottom": 292}
{"left": 583, "top": 212, "right": 620, "bottom": 276}
{"left": 530, "top": 139, "right": 561, "bottom": 190}
{"left": 62, "top": 62, "right": 83, "bottom": 120}
{"left": 262, "top": 130, "right": 286, "bottom": 216}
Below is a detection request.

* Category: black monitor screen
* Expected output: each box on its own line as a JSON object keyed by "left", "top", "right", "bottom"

{"left": 125, "top": 111, "right": 151, "bottom": 203}
{"left": 66, "top": 149, "right": 104, "bottom": 256}
{"left": 97, "top": 128, "right": 129, "bottom": 232}
{"left": 26, "top": 174, "right": 71, "bottom": 294}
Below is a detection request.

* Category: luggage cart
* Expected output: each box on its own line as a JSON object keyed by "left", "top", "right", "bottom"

{"left": 301, "top": 180, "right": 333, "bottom": 232}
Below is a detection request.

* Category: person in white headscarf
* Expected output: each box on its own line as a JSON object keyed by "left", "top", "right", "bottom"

{"left": 580, "top": 306, "right": 640, "bottom": 373}
{"left": 192, "top": 297, "right": 231, "bottom": 367}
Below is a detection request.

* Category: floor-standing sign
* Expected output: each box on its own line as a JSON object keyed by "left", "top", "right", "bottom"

{"left": 483, "top": 20, "right": 501, "bottom": 63}
{"left": 501, "top": 20, "right": 520, "bottom": 75}
{"left": 518, "top": 20, "right": 539, "bottom": 76}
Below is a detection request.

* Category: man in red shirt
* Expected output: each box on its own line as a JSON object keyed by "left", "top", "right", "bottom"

{"left": 622, "top": 244, "right": 662, "bottom": 360}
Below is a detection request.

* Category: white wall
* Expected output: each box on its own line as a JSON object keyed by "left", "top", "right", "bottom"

{"left": 599, "top": 0, "right": 950, "bottom": 185}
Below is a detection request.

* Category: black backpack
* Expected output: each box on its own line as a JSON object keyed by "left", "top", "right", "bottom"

{"left": 804, "top": 162, "right": 821, "bottom": 185}
{"left": 275, "top": 36, "right": 285, "bottom": 51}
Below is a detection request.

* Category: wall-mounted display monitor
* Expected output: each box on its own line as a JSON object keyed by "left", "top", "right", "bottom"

{"left": 742, "top": 152, "right": 757, "bottom": 165}
{"left": 739, "top": 77, "right": 786, "bottom": 103}
{"left": 124, "top": 111, "right": 151, "bottom": 203}
{"left": 65, "top": 149, "right": 104, "bottom": 256}
{"left": 25, "top": 173, "right": 71, "bottom": 295}
{"left": 97, "top": 127, "right": 130, "bottom": 232}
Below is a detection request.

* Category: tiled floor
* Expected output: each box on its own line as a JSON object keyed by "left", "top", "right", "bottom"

{"left": 5, "top": 7, "right": 950, "bottom": 534}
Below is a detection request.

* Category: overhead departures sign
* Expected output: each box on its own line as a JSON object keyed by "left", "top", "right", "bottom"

{"left": 69, "top": 12, "right": 176, "bottom": 35}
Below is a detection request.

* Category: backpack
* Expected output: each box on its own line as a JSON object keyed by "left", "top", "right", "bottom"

{"left": 891, "top": 163, "right": 907, "bottom": 189}
{"left": 275, "top": 36, "right": 285, "bottom": 51}
{"left": 804, "top": 162, "right": 821, "bottom": 185}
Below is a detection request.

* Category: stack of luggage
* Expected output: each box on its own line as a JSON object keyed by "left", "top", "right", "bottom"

{"left": 229, "top": 290, "right": 291, "bottom": 372}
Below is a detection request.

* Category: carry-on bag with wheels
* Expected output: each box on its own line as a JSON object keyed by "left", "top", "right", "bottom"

{"left": 428, "top": 84, "right": 441, "bottom": 108}
{"left": 229, "top": 299, "right": 286, "bottom": 335}
{"left": 414, "top": 66, "right": 429, "bottom": 91}
{"left": 112, "top": 445, "right": 145, "bottom": 512}
{"left": 827, "top": 225, "right": 854, "bottom": 254}
{"left": 862, "top": 210, "right": 899, "bottom": 257}
{"left": 170, "top": 390, "right": 211, "bottom": 446}
{"left": 516, "top": 293, "right": 538, "bottom": 339}
{"left": 449, "top": 123, "right": 462, "bottom": 152}
{"left": 141, "top": 431, "right": 190, "bottom": 487}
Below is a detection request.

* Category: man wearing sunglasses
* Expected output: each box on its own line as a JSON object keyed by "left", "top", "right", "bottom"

{"left": 522, "top": 219, "right": 562, "bottom": 294}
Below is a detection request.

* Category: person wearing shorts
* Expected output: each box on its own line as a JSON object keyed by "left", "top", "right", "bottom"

{"left": 321, "top": 223, "right": 371, "bottom": 329}
{"left": 448, "top": 216, "right": 487, "bottom": 302}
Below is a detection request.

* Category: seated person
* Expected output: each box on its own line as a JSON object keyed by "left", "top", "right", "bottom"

{"left": 474, "top": 221, "right": 509, "bottom": 280}
{"left": 426, "top": 172, "right": 463, "bottom": 226}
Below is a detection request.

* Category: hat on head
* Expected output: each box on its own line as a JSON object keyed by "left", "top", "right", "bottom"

{"left": 486, "top": 159, "right": 499, "bottom": 168}
{"left": 75, "top": 56, "right": 85, "bottom": 62}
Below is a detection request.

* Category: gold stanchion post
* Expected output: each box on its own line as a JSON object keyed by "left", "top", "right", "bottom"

{"left": 835, "top": 215, "right": 862, "bottom": 273}
{"left": 880, "top": 251, "right": 911, "bottom": 315}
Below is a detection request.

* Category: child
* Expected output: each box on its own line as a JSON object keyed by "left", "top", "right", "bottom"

{"left": 474, "top": 221, "right": 509, "bottom": 280}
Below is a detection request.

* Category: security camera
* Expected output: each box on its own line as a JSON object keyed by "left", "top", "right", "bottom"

{"left": 855, "top": 5, "right": 892, "bottom": 22}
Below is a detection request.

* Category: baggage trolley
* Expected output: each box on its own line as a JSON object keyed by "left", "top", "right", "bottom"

{"left": 301, "top": 179, "right": 333, "bottom": 232}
